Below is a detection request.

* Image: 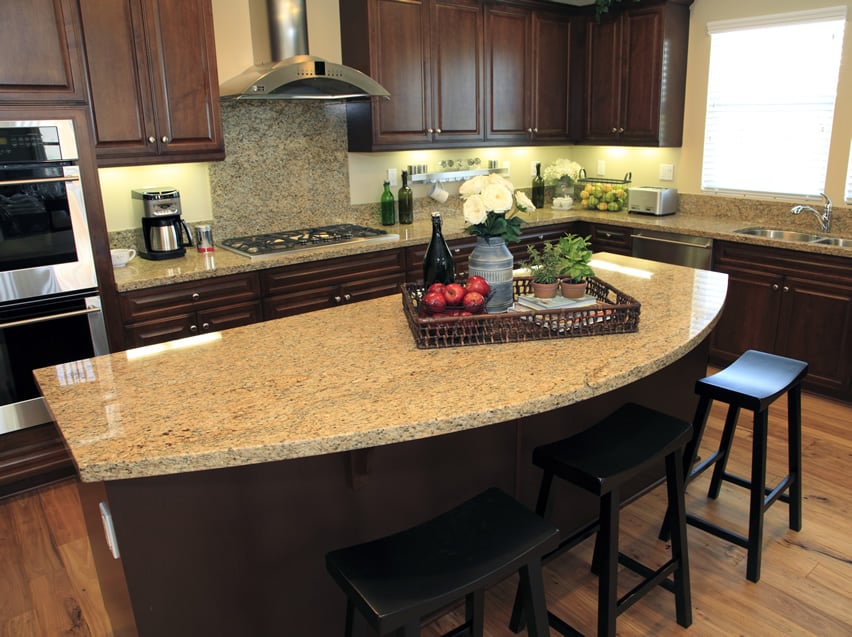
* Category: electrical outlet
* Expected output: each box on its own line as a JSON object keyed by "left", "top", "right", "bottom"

{"left": 596, "top": 160, "right": 606, "bottom": 176}
{"left": 386, "top": 168, "right": 398, "bottom": 187}
{"left": 531, "top": 161, "right": 538, "bottom": 177}
{"left": 503, "top": 161, "right": 511, "bottom": 173}
{"left": 659, "top": 164, "right": 674, "bottom": 181}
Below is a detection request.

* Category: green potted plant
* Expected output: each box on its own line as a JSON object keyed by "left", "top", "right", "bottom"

{"left": 558, "top": 234, "right": 595, "bottom": 298}
{"left": 523, "top": 240, "right": 563, "bottom": 298}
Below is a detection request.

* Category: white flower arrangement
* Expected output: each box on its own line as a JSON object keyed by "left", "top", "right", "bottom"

{"left": 542, "top": 159, "right": 584, "bottom": 184}
{"left": 459, "top": 173, "right": 533, "bottom": 243}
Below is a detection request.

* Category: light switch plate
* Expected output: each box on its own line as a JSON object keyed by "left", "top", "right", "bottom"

{"left": 386, "top": 168, "right": 398, "bottom": 187}
{"left": 659, "top": 164, "right": 674, "bottom": 181}
{"left": 596, "top": 160, "right": 606, "bottom": 176}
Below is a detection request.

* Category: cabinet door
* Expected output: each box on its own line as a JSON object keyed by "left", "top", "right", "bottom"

{"left": 484, "top": 4, "right": 532, "bottom": 144}
{"left": 776, "top": 275, "right": 852, "bottom": 398}
{"left": 80, "top": 0, "right": 224, "bottom": 165}
{"left": 582, "top": 12, "right": 622, "bottom": 143}
{"left": 369, "top": 0, "right": 432, "bottom": 147}
{"left": 531, "top": 11, "right": 573, "bottom": 142}
{"left": 619, "top": 6, "right": 663, "bottom": 145}
{"left": 709, "top": 263, "right": 782, "bottom": 364}
{"left": 430, "top": 0, "right": 484, "bottom": 144}
{"left": 197, "top": 301, "right": 263, "bottom": 335}
{"left": 123, "top": 312, "right": 196, "bottom": 348}
{"left": 0, "top": 0, "right": 88, "bottom": 102}
{"left": 587, "top": 224, "right": 632, "bottom": 256}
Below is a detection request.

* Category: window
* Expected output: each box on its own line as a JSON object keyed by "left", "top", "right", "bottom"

{"left": 701, "top": 8, "right": 846, "bottom": 200}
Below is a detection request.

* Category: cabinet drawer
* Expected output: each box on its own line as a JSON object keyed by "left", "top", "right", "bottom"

{"left": 123, "top": 313, "right": 196, "bottom": 348}
{"left": 588, "top": 224, "right": 632, "bottom": 255}
{"left": 120, "top": 273, "right": 261, "bottom": 322}
{"left": 261, "top": 250, "right": 405, "bottom": 296}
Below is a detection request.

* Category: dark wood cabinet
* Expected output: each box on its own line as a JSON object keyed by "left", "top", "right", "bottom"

{"left": 580, "top": 0, "right": 690, "bottom": 146}
{"left": 342, "top": 0, "right": 484, "bottom": 150}
{"left": 78, "top": 0, "right": 224, "bottom": 166}
{"left": 0, "top": 424, "right": 76, "bottom": 499}
{"left": 485, "top": 5, "right": 575, "bottom": 144}
{"left": 711, "top": 242, "right": 852, "bottom": 401}
{"left": 0, "top": 0, "right": 88, "bottom": 103}
{"left": 120, "top": 273, "right": 261, "bottom": 348}
{"left": 578, "top": 223, "right": 633, "bottom": 256}
{"left": 262, "top": 250, "right": 406, "bottom": 319}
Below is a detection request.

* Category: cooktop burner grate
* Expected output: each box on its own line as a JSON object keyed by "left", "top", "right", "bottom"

{"left": 220, "top": 224, "right": 399, "bottom": 259}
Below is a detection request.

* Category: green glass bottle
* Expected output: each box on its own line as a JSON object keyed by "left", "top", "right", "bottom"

{"left": 380, "top": 181, "right": 395, "bottom": 226}
{"left": 532, "top": 162, "right": 545, "bottom": 208}
{"left": 398, "top": 170, "right": 413, "bottom": 224}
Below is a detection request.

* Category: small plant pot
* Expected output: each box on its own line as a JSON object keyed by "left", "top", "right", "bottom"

{"left": 532, "top": 281, "right": 559, "bottom": 299}
{"left": 560, "top": 280, "right": 586, "bottom": 298}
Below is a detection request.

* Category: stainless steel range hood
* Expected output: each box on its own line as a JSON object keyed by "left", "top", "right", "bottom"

{"left": 220, "top": 0, "right": 389, "bottom": 101}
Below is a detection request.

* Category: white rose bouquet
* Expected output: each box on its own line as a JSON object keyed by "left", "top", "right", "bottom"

{"left": 542, "top": 158, "right": 583, "bottom": 184}
{"left": 459, "top": 173, "right": 534, "bottom": 243}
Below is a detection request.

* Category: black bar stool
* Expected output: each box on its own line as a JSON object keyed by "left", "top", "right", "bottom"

{"left": 325, "top": 487, "right": 560, "bottom": 636}
{"left": 666, "top": 349, "right": 807, "bottom": 583}
{"left": 513, "top": 402, "right": 693, "bottom": 637}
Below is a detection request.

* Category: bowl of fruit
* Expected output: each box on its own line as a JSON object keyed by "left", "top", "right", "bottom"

{"left": 574, "top": 172, "right": 631, "bottom": 212}
{"left": 419, "top": 276, "right": 491, "bottom": 318}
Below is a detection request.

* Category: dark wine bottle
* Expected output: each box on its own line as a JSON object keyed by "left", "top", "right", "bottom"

{"left": 532, "top": 162, "right": 545, "bottom": 208}
{"left": 398, "top": 170, "right": 413, "bottom": 224}
{"left": 380, "top": 181, "right": 395, "bottom": 226}
{"left": 422, "top": 212, "right": 455, "bottom": 287}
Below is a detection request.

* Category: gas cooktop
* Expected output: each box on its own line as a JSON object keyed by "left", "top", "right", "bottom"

{"left": 220, "top": 224, "right": 399, "bottom": 260}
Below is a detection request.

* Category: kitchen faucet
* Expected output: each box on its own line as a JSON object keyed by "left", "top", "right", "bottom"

{"left": 791, "top": 193, "right": 832, "bottom": 233}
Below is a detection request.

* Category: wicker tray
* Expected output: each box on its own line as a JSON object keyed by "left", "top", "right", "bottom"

{"left": 401, "top": 276, "right": 640, "bottom": 349}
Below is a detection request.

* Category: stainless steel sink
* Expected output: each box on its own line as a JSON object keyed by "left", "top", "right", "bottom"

{"left": 734, "top": 227, "right": 823, "bottom": 242}
{"left": 813, "top": 236, "right": 852, "bottom": 248}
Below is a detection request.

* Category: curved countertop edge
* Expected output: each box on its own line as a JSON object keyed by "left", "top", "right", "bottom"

{"left": 37, "top": 254, "right": 729, "bottom": 482}
{"left": 111, "top": 208, "right": 851, "bottom": 292}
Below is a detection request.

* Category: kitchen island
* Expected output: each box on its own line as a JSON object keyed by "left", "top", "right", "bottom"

{"left": 36, "top": 253, "right": 727, "bottom": 636}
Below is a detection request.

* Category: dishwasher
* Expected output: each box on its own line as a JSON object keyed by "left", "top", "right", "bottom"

{"left": 631, "top": 229, "right": 713, "bottom": 270}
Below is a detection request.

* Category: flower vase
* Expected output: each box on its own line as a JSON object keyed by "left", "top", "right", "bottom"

{"left": 468, "top": 236, "right": 514, "bottom": 313}
{"left": 556, "top": 176, "right": 574, "bottom": 199}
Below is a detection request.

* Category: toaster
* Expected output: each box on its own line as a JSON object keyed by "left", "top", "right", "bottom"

{"left": 629, "top": 187, "right": 678, "bottom": 216}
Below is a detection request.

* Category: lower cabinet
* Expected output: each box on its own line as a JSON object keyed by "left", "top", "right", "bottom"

{"left": 577, "top": 222, "right": 633, "bottom": 256}
{"left": 710, "top": 242, "right": 852, "bottom": 400}
{"left": 120, "top": 273, "right": 262, "bottom": 348}
{"left": 0, "top": 423, "right": 76, "bottom": 499}
{"left": 262, "top": 250, "right": 406, "bottom": 319}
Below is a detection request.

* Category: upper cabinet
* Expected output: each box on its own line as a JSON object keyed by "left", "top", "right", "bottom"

{"left": 342, "top": 0, "right": 484, "bottom": 150}
{"left": 580, "top": 0, "right": 691, "bottom": 146}
{"left": 0, "top": 0, "right": 88, "bottom": 103}
{"left": 78, "top": 0, "right": 224, "bottom": 166}
{"left": 485, "top": 5, "right": 576, "bottom": 144}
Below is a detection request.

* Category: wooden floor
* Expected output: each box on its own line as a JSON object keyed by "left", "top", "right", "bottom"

{"left": 1, "top": 388, "right": 851, "bottom": 636}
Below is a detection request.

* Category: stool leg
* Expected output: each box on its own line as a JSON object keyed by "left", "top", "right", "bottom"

{"left": 660, "top": 395, "right": 713, "bottom": 541}
{"left": 344, "top": 600, "right": 355, "bottom": 637}
{"left": 746, "top": 409, "right": 769, "bottom": 583}
{"left": 708, "top": 404, "right": 741, "bottom": 499}
{"left": 509, "top": 472, "right": 554, "bottom": 633}
{"left": 788, "top": 385, "right": 803, "bottom": 532}
{"left": 465, "top": 590, "right": 485, "bottom": 637}
{"left": 518, "top": 560, "right": 550, "bottom": 637}
{"left": 665, "top": 450, "right": 693, "bottom": 628}
{"left": 598, "top": 490, "right": 619, "bottom": 637}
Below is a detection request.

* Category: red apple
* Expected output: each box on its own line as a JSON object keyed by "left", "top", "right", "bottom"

{"left": 443, "top": 283, "right": 466, "bottom": 305}
{"left": 462, "top": 291, "right": 485, "bottom": 313}
{"left": 426, "top": 282, "right": 446, "bottom": 296}
{"left": 465, "top": 275, "right": 491, "bottom": 297}
{"left": 422, "top": 291, "right": 447, "bottom": 314}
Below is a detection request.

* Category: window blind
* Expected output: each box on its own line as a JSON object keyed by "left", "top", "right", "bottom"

{"left": 701, "top": 8, "right": 846, "bottom": 200}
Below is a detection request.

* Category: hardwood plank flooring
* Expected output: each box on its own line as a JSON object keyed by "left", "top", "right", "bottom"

{"left": 1, "top": 389, "right": 850, "bottom": 636}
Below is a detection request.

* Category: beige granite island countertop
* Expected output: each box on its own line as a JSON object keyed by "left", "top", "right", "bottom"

{"left": 36, "top": 253, "right": 728, "bottom": 483}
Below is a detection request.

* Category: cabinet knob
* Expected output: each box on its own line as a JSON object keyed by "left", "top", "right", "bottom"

{"left": 202, "top": 322, "right": 210, "bottom": 330}
{"left": 453, "top": 248, "right": 460, "bottom": 253}
{"left": 192, "top": 293, "right": 200, "bottom": 300}
{"left": 533, "top": 127, "right": 538, "bottom": 133}
{"left": 190, "top": 324, "right": 198, "bottom": 333}
{"left": 427, "top": 128, "right": 434, "bottom": 134}
{"left": 334, "top": 296, "right": 342, "bottom": 303}
{"left": 772, "top": 283, "right": 780, "bottom": 291}
{"left": 161, "top": 136, "right": 170, "bottom": 143}
{"left": 618, "top": 127, "right": 624, "bottom": 133}
{"left": 344, "top": 293, "right": 352, "bottom": 301}
{"left": 148, "top": 136, "right": 156, "bottom": 144}
{"left": 528, "top": 128, "right": 533, "bottom": 134}
{"left": 611, "top": 127, "right": 618, "bottom": 133}
{"left": 783, "top": 285, "right": 790, "bottom": 293}
{"left": 435, "top": 128, "right": 442, "bottom": 134}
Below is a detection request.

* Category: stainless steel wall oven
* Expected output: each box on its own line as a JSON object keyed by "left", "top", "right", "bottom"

{"left": 0, "top": 119, "right": 107, "bottom": 434}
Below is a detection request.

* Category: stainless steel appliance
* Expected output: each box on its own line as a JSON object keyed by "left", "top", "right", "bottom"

{"left": 0, "top": 119, "right": 107, "bottom": 434}
{"left": 134, "top": 188, "right": 193, "bottom": 259}
{"left": 631, "top": 230, "right": 713, "bottom": 270}
{"left": 220, "top": 224, "right": 399, "bottom": 260}
{"left": 629, "top": 187, "right": 679, "bottom": 216}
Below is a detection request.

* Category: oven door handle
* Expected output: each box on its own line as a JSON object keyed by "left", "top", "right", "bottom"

{"left": 0, "top": 305, "right": 101, "bottom": 329}
{"left": 0, "top": 175, "right": 81, "bottom": 187}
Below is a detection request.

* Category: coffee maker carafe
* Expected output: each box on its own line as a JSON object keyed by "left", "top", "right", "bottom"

{"left": 133, "top": 188, "right": 193, "bottom": 260}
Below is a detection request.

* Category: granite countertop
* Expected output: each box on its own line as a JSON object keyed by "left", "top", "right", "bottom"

{"left": 111, "top": 206, "right": 852, "bottom": 292}
{"left": 35, "top": 253, "right": 728, "bottom": 483}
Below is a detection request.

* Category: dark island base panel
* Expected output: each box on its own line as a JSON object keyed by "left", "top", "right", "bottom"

{"left": 78, "top": 342, "right": 708, "bottom": 637}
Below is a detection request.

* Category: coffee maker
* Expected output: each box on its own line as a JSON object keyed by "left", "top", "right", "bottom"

{"left": 133, "top": 188, "right": 193, "bottom": 260}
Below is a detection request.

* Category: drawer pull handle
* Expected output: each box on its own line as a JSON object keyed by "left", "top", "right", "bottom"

{"left": 344, "top": 293, "right": 352, "bottom": 301}
{"left": 190, "top": 324, "right": 198, "bottom": 332}
{"left": 202, "top": 322, "right": 211, "bottom": 330}
{"left": 192, "top": 293, "right": 200, "bottom": 300}
{"left": 772, "top": 283, "right": 780, "bottom": 291}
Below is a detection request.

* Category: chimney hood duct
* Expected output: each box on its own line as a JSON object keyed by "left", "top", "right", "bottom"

{"left": 220, "top": 0, "right": 389, "bottom": 101}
